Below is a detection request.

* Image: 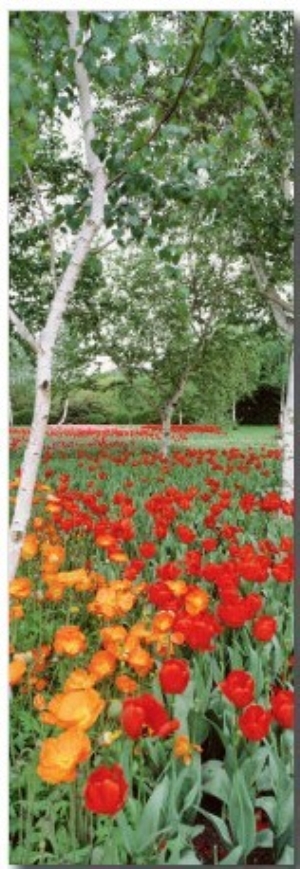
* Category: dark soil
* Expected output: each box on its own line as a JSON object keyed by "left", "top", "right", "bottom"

{"left": 193, "top": 817, "right": 276, "bottom": 865}
{"left": 194, "top": 729, "right": 276, "bottom": 865}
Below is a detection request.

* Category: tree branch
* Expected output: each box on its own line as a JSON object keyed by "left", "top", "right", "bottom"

{"left": 9, "top": 306, "right": 38, "bottom": 354}
{"left": 247, "top": 253, "right": 294, "bottom": 338}
{"left": 107, "top": 15, "right": 211, "bottom": 190}
{"left": 67, "top": 11, "right": 106, "bottom": 205}
{"left": 229, "top": 65, "right": 293, "bottom": 202}
{"left": 230, "top": 65, "right": 279, "bottom": 143}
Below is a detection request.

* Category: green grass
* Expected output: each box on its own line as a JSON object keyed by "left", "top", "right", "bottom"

{"left": 186, "top": 425, "right": 279, "bottom": 449}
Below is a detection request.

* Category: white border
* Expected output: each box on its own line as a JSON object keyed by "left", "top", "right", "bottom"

{"left": 2, "top": 4, "right": 296, "bottom": 869}
{"left": 5, "top": 1, "right": 297, "bottom": 9}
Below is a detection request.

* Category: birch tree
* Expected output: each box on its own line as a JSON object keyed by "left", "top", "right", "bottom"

{"left": 9, "top": 11, "right": 107, "bottom": 580}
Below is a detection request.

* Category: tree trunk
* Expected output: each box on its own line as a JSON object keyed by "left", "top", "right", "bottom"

{"left": 179, "top": 409, "right": 183, "bottom": 425}
{"left": 246, "top": 254, "right": 293, "bottom": 501}
{"left": 160, "top": 371, "right": 189, "bottom": 457}
{"left": 9, "top": 396, "right": 13, "bottom": 426}
{"left": 9, "top": 349, "right": 52, "bottom": 581}
{"left": 232, "top": 400, "right": 237, "bottom": 425}
{"left": 281, "top": 348, "right": 293, "bottom": 502}
{"left": 161, "top": 407, "right": 173, "bottom": 458}
{"left": 278, "top": 383, "right": 285, "bottom": 435}
{"left": 57, "top": 397, "right": 69, "bottom": 425}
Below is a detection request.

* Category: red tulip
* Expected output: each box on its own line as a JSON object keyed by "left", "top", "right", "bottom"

{"left": 219, "top": 670, "right": 255, "bottom": 708}
{"left": 84, "top": 764, "right": 128, "bottom": 815}
{"left": 159, "top": 659, "right": 190, "bottom": 694}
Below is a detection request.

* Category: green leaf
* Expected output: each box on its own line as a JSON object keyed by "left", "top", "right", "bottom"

{"left": 255, "top": 795, "right": 276, "bottom": 825}
{"left": 255, "top": 828, "right": 274, "bottom": 849}
{"left": 91, "top": 845, "right": 104, "bottom": 864}
{"left": 202, "top": 761, "right": 231, "bottom": 805}
{"left": 201, "top": 43, "right": 215, "bottom": 64}
{"left": 228, "top": 769, "right": 256, "bottom": 856}
{"left": 277, "top": 844, "right": 295, "bottom": 864}
{"left": 199, "top": 808, "right": 233, "bottom": 848}
{"left": 116, "top": 810, "right": 134, "bottom": 855}
{"left": 178, "top": 850, "right": 203, "bottom": 864}
{"left": 136, "top": 776, "right": 170, "bottom": 851}
{"left": 276, "top": 785, "right": 294, "bottom": 837}
{"left": 218, "top": 845, "right": 244, "bottom": 864}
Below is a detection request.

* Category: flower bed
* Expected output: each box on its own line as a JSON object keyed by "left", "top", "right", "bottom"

{"left": 9, "top": 433, "right": 294, "bottom": 865}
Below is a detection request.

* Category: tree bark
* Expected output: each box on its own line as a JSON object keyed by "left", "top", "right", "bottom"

{"left": 161, "top": 371, "right": 189, "bottom": 458}
{"left": 57, "top": 397, "right": 69, "bottom": 425}
{"left": 9, "top": 350, "right": 52, "bottom": 580}
{"left": 8, "top": 11, "right": 107, "bottom": 581}
{"left": 247, "top": 253, "right": 294, "bottom": 501}
{"left": 281, "top": 348, "right": 293, "bottom": 502}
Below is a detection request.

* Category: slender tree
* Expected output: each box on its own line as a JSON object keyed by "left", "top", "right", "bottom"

{"left": 9, "top": 11, "right": 107, "bottom": 580}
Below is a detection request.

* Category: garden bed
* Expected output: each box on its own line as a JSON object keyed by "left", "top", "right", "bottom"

{"left": 9, "top": 432, "right": 294, "bottom": 865}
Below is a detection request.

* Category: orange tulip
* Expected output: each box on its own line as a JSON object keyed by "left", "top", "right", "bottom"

{"left": 115, "top": 675, "right": 138, "bottom": 695}
{"left": 90, "top": 585, "right": 135, "bottom": 619}
{"left": 108, "top": 549, "right": 129, "bottom": 563}
{"left": 9, "top": 577, "right": 32, "bottom": 599}
{"left": 166, "top": 580, "right": 187, "bottom": 598}
{"left": 9, "top": 604, "right": 24, "bottom": 621}
{"left": 47, "top": 569, "right": 88, "bottom": 589}
{"left": 54, "top": 626, "right": 87, "bottom": 657}
{"left": 9, "top": 658, "right": 26, "bottom": 686}
{"left": 63, "top": 669, "right": 96, "bottom": 692}
{"left": 21, "top": 534, "right": 39, "bottom": 561}
{"left": 95, "top": 533, "right": 116, "bottom": 549}
{"left": 127, "top": 644, "right": 154, "bottom": 677}
{"left": 44, "top": 688, "right": 105, "bottom": 730}
{"left": 101, "top": 625, "right": 128, "bottom": 651}
{"left": 44, "top": 585, "right": 65, "bottom": 602}
{"left": 184, "top": 588, "right": 210, "bottom": 616}
{"left": 37, "top": 726, "right": 91, "bottom": 784}
{"left": 45, "top": 502, "right": 61, "bottom": 515}
{"left": 151, "top": 612, "right": 175, "bottom": 634}
{"left": 41, "top": 542, "right": 65, "bottom": 571}
{"left": 173, "top": 734, "right": 202, "bottom": 765}
{"left": 33, "top": 516, "right": 44, "bottom": 530}
{"left": 128, "top": 622, "right": 151, "bottom": 643}
{"left": 88, "top": 650, "right": 117, "bottom": 682}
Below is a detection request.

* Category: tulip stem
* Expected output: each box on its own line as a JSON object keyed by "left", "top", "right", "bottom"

{"left": 70, "top": 781, "right": 77, "bottom": 860}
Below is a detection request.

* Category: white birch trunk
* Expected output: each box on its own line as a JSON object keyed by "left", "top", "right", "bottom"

{"left": 281, "top": 348, "right": 294, "bottom": 502}
{"left": 9, "top": 348, "right": 52, "bottom": 580}
{"left": 161, "top": 372, "right": 189, "bottom": 458}
{"left": 232, "top": 400, "right": 237, "bottom": 425}
{"left": 57, "top": 397, "right": 69, "bottom": 425}
{"left": 8, "top": 11, "right": 107, "bottom": 581}
{"left": 161, "top": 407, "right": 173, "bottom": 459}
{"left": 247, "top": 254, "right": 293, "bottom": 501}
